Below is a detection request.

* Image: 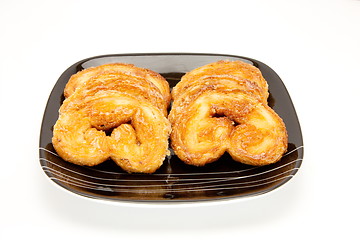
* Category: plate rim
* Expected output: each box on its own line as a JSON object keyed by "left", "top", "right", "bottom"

{"left": 39, "top": 52, "right": 304, "bottom": 205}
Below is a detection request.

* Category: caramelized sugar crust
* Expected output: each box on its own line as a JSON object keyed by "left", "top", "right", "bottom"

{"left": 64, "top": 63, "right": 171, "bottom": 105}
{"left": 169, "top": 60, "right": 287, "bottom": 166}
{"left": 53, "top": 63, "right": 171, "bottom": 173}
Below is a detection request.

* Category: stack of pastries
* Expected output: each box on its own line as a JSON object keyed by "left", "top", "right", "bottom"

{"left": 169, "top": 60, "right": 288, "bottom": 166}
{"left": 52, "top": 63, "right": 171, "bottom": 173}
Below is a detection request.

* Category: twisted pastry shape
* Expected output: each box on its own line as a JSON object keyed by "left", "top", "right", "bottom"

{"left": 169, "top": 60, "right": 287, "bottom": 166}
{"left": 53, "top": 64, "right": 171, "bottom": 173}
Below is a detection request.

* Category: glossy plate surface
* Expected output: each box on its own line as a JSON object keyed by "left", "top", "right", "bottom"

{"left": 39, "top": 53, "right": 303, "bottom": 204}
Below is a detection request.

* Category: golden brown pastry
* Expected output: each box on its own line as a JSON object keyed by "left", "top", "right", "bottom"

{"left": 64, "top": 63, "right": 171, "bottom": 106}
{"left": 52, "top": 63, "right": 171, "bottom": 173}
{"left": 169, "top": 75, "right": 264, "bottom": 124}
{"left": 169, "top": 60, "right": 287, "bottom": 166}
{"left": 61, "top": 71, "right": 168, "bottom": 116}
{"left": 172, "top": 60, "right": 269, "bottom": 103}
{"left": 53, "top": 91, "right": 171, "bottom": 173}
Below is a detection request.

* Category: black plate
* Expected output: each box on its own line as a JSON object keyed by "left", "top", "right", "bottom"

{"left": 39, "top": 53, "right": 303, "bottom": 203}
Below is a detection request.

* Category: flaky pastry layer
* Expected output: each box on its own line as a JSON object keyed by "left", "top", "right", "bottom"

{"left": 61, "top": 71, "right": 168, "bottom": 116}
{"left": 172, "top": 60, "right": 269, "bottom": 102}
{"left": 53, "top": 63, "right": 171, "bottom": 173}
{"left": 64, "top": 63, "right": 171, "bottom": 105}
{"left": 170, "top": 90, "right": 287, "bottom": 166}
{"left": 53, "top": 91, "right": 171, "bottom": 173}
{"left": 169, "top": 60, "right": 287, "bottom": 166}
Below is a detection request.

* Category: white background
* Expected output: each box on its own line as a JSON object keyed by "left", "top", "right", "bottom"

{"left": 1, "top": 0, "right": 359, "bottom": 239}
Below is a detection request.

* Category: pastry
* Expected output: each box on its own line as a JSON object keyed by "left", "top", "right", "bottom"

{"left": 64, "top": 63, "right": 171, "bottom": 105}
{"left": 169, "top": 60, "right": 287, "bottom": 166}
{"left": 172, "top": 60, "right": 269, "bottom": 103}
{"left": 52, "top": 63, "right": 171, "bottom": 173}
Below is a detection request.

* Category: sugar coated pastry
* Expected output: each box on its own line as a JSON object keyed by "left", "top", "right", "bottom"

{"left": 64, "top": 63, "right": 171, "bottom": 105}
{"left": 52, "top": 63, "right": 171, "bottom": 173}
{"left": 171, "top": 60, "right": 269, "bottom": 103}
{"left": 169, "top": 60, "right": 287, "bottom": 166}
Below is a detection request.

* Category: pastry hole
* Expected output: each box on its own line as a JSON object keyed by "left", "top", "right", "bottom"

{"left": 100, "top": 121, "right": 142, "bottom": 145}
{"left": 212, "top": 113, "right": 226, "bottom": 118}
{"left": 96, "top": 121, "right": 133, "bottom": 136}
{"left": 104, "top": 128, "right": 115, "bottom": 136}
{"left": 211, "top": 112, "right": 239, "bottom": 127}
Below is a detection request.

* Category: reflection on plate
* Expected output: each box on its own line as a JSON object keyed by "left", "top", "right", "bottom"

{"left": 39, "top": 53, "right": 303, "bottom": 203}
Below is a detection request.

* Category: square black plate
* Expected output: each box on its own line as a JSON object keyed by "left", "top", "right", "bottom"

{"left": 39, "top": 53, "right": 303, "bottom": 204}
